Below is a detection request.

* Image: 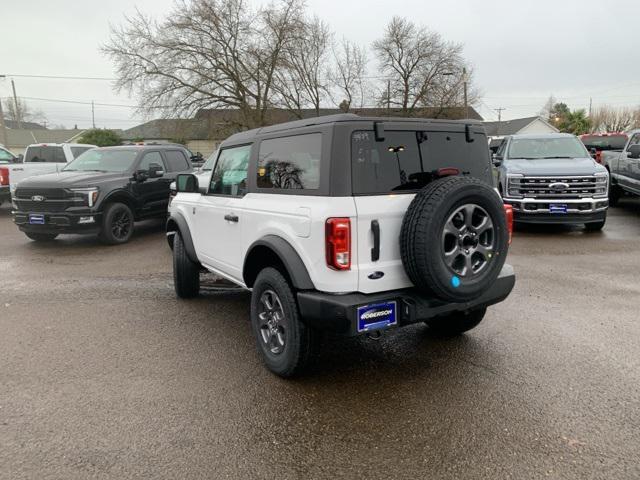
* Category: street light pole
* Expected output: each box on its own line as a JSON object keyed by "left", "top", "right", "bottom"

{"left": 0, "top": 75, "right": 8, "bottom": 147}
{"left": 11, "top": 79, "right": 21, "bottom": 129}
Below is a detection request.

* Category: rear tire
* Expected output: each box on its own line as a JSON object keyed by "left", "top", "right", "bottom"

{"left": 251, "top": 267, "right": 313, "bottom": 378}
{"left": 173, "top": 233, "right": 200, "bottom": 298}
{"left": 425, "top": 308, "right": 487, "bottom": 336}
{"left": 99, "top": 202, "right": 134, "bottom": 245}
{"left": 25, "top": 232, "right": 58, "bottom": 242}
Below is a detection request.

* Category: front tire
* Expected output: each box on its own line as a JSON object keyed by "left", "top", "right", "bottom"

{"left": 99, "top": 202, "right": 134, "bottom": 245}
{"left": 25, "top": 232, "right": 58, "bottom": 242}
{"left": 609, "top": 184, "right": 621, "bottom": 207}
{"left": 173, "top": 233, "right": 200, "bottom": 298}
{"left": 251, "top": 267, "right": 313, "bottom": 378}
{"left": 425, "top": 308, "right": 487, "bottom": 336}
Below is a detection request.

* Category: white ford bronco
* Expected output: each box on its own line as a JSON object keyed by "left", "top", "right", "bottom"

{"left": 167, "top": 114, "right": 515, "bottom": 377}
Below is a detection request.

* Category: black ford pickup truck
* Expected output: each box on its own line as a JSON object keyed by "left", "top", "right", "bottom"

{"left": 12, "top": 145, "right": 193, "bottom": 244}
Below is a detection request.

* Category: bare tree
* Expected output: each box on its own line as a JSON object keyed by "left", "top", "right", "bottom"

{"left": 372, "top": 17, "right": 472, "bottom": 115}
{"left": 331, "top": 38, "right": 368, "bottom": 112}
{"left": 590, "top": 105, "right": 639, "bottom": 133}
{"left": 2, "top": 98, "right": 47, "bottom": 125}
{"left": 273, "top": 16, "right": 332, "bottom": 117}
{"left": 104, "top": 0, "right": 306, "bottom": 129}
{"left": 539, "top": 94, "right": 557, "bottom": 120}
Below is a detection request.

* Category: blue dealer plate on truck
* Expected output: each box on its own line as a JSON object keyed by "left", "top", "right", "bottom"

{"left": 549, "top": 204, "right": 568, "bottom": 214}
{"left": 357, "top": 301, "right": 397, "bottom": 332}
{"left": 28, "top": 214, "right": 45, "bottom": 225}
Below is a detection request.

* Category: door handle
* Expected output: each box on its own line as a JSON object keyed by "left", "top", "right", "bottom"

{"left": 371, "top": 219, "right": 380, "bottom": 261}
{"left": 224, "top": 214, "right": 239, "bottom": 223}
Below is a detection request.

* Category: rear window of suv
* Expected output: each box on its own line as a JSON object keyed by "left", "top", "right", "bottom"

{"left": 24, "top": 146, "right": 66, "bottom": 163}
{"left": 351, "top": 130, "right": 490, "bottom": 194}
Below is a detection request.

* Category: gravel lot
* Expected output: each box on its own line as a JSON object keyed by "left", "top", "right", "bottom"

{"left": 1, "top": 200, "right": 639, "bottom": 479}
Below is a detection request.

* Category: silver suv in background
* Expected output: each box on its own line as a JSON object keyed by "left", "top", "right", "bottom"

{"left": 494, "top": 133, "right": 609, "bottom": 231}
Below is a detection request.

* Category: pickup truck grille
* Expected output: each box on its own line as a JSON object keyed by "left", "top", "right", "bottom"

{"left": 508, "top": 176, "right": 606, "bottom": 199}
{"left": 13, "top": 188, "right": 75, "bottom": 212}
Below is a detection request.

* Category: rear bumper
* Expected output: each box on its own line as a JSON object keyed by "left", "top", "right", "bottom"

{"left": 13, "top": 210, "right": 102, "bottom": 234}
{"left": 297, "top": 265, "right": 515, "bottom": 336}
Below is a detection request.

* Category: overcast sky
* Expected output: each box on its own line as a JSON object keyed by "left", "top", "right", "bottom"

{"left": 1, "top": 0, "right": 639, "bottom": 129}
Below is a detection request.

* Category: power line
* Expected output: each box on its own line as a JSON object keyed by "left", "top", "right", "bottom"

{"left": 2, "top": 74, "right": 115, "bottom": 81}
{"left": 0, "top": 95, "right": 138, "bottom": 108}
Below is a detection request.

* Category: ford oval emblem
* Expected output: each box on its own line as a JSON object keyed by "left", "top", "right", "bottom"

{"left": 31, "top": 195, "right": 45, "bottom": 202}
{"left": 549, "top": 182, "right": 569, "bottom": 192}
{"left": 368, "top": 271, "right": 385, "bottom": 280}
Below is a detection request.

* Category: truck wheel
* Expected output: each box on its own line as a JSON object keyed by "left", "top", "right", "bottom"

{"left": 251, "top": 267, "right": 313, "bottom": 378}
{"left": 99, "top": 203, "right": 134, "bottom": 245}
{"left": 173, "top": 233, "right": 200, "bottom": 298}
{"left": 401, "top": 176, "right": 509, "bottom": 303}
{"left": 585, "top": 218, "right": 606, "bottom": 232}
{"left": 425, "top": 308, "right": 487, "bottom": 336}
{"left": 25, "top": 232, "right": 58, "bottom": 242}
{"left": 608, "top": 184, "right": 621, "bottom": 207}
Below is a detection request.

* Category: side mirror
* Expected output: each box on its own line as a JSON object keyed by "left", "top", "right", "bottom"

{"left": 148, "top": 162, "right": 165, "bottom": 178}
{"left": 176, "top": 173, "right": 199, "bottom": 193}
{"left": 16, "top": 154, "right": 23, "bottom": 163}
{"left": 492, "top": 154, "right": 503, "bottom": 167}
{"left": 589, "top": 147, "right": 597, "bottom": 159}
{"left": 628, "top": 144, "right": 640, "bottom": 159}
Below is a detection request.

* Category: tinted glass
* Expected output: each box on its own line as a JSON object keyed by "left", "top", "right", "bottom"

{"left": 0, "top": 148, "right": 14, "bottom": 161}
{"left": 138, "top": 152, "right": 164, "bottom": 171}
{"left": 508, "top": 137, "right": 588, "bottom": 159}
{"left": 165, "top": 150, "right": 190, "bottom": 172}
{"left": 581, "top": 135, "right": 627, "bottom": 151}
{"left": 70, "top": 146, "right": 92, "bottom": 158}
{"left": 64, "top": 149, "right": 138, "bottom": 172}
{"left": 257, "top": 133, "right": 321, "bottom": 190}
{"left": 209, "top": 145, "right": 251, "bottom": 196}
{"left": 420, "top": 131, "right": 489, "bottom": 180}
{"left": 24, "top": 146, "right": 66, "bottom": 163}
{"left": 201, "top": 150, "right": 219, "bottom": 171}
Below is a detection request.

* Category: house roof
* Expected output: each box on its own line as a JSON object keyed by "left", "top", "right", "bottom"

{"left": 5, "top": 119, "right": 46, "bottom": 130}
{"left": 5, "top": 129, "right": 86, "bottom": 148}
{"left": 483, "top": 116, "right": 558, "bottom": 136}
{"left": 121, "top": 106, "right": 483, "bottom": 142}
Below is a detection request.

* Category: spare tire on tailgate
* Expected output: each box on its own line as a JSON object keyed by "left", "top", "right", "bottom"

{"left": 400, "top": 176, "right": 509, "bottom": 302}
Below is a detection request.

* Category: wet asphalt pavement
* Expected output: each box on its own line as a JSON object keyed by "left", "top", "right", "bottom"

{"left": 1, "top": 200, "right": 639, "bottom": 480}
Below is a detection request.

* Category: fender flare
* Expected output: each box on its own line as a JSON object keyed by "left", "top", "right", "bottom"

{"left": 243, "top": 235, "right": 315, "bottom": 290}
{"left": 166, "top": 213, "right": 199, "bottom": 264}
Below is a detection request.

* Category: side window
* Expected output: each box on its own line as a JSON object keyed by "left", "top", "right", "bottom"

{"left": 496, "top": 139, "right": 507, "bottom": 157}
{"left": 209, "top": 144, "right": 251, "bottom": 196}
{"left": 24, "top": 146, "right": 66, "bottom": 163}
{"left": 164, "top": 150, "right": 190, "bottom": 172}
{"left": 257, "top": 133, "right": 322, "bottom": 190}
{"left": 628, "top": 134, "right": 640, "bottom": 148}
{"left": 70, "top": 147, "right": 92, "bottom": 159}
{"left": 138, "top": 151, "right": 164, "bottom": 171}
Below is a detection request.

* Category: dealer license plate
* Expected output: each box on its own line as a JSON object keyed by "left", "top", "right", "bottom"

{"left": 357, "top": 301, "right": 397, "bottom": 332}
{"left": 28, "top": 214, "right": 46, "bottom": 225}
{"left": 549, "top": 204, "right": 568, "bottom": 214}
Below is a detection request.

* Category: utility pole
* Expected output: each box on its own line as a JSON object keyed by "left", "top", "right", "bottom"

{"left": 0, "top": 75, "right": 8, "bottom": 147}
{"left": 11, "top": 79, "right": 21, "bottom": 129}
{"left": 386, "top": 80, "right": 391, "bottom": 115}
{"left": 462, "top": 67, "right": 468, "bottom": 119}
{"left": 494, "top": 107, "right": 506, "bottom": 135}
{"left": 588, "top": 97, "right": 593, "bottom": 117}
{"left": 91, "top": 100, "right": 95, "bottom": 129}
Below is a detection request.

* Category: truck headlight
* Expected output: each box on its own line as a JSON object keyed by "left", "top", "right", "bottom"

{"left": 506, "top": 174, "right": 524, "bottom": 198}
{"left": 70, "top": 187, "right": 99, "bottom": 207}
{"left": 594, "top": 173, "right": 608, "bottom": 197}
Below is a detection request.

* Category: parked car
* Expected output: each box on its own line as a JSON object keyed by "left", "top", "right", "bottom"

{"left": 0, "top": 146, "right": 21, "bottom": 205}
{"left": 4, "top": 143, "right": 97, "bottom": 197}
{"left": 495, "top": 133, "right": 609, "bottom": 231}
{"left": 580, "top": 132, "right": 627, "bottom": 164}
{"left": 12, "top": 145, "right": 193, "bottom": 244}
{"left": 167, "top": 114, "right": 515, "bottom": 377}
{"left": 601, "top": 129, "right": 640, "bottom": 205}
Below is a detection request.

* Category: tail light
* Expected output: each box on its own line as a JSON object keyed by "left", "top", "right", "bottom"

{"left": 503, "top": 204, "right": 513, "bottom": 245}
{"left": 325, "top": 218, "right": 351, "bottom": 270}
{"left": 0, "top": 167, "right": 9, "bottom": 186}
{"left": 595, "top": 151, "right": 602, "bottom": 164}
